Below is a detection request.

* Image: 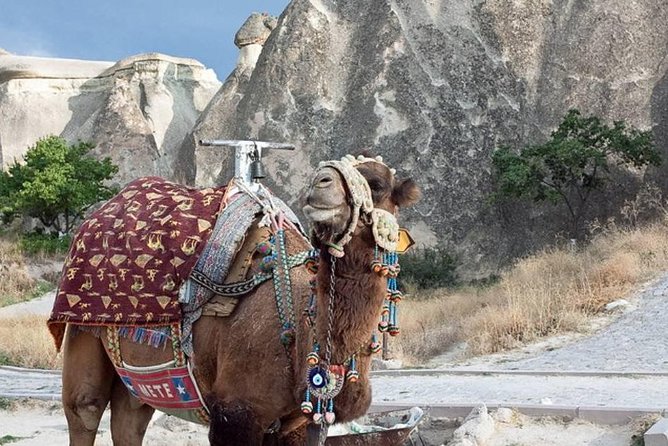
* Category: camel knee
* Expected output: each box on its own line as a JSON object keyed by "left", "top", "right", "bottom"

{"left": 206, "top": 395, "right": 264, "bottom": 446}
{"left": 65, "top": 395, "right": 108, "bottom": 431}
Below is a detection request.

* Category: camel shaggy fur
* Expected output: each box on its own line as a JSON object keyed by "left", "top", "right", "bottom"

{"left": 58, "top": 156, "right": 419, "bottom": 445}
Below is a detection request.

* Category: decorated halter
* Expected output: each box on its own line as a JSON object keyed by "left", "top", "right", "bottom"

{"left": 299, "top": 155, "right": 406, "bottom": 438}
{"left": 315, "top": 154, "right": 400, "bottom": 257}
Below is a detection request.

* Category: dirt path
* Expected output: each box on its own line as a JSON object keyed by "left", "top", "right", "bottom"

{"left": 437, "top": 275, "right": 668, "bottom": 373}
{"left": 0, "top": 399, "right": 209, "bottom": 445}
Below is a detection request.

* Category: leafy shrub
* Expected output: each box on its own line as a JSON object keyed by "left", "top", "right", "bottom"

{"left": 20, "top": 232, "right": 71, "bottom": 256}
{"left": 492, "top": 109, "right": 661, "bottom": 239}
{"left": 399, "top": 247, "right": 458, "bottom": 290}
{"left": 0, "top": 135, "right": 118, "bottom": 233}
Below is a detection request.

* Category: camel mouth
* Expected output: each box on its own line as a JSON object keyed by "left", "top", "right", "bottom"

{"left": 303, "top": 203, "right": 336, "bottom": 211}
{"left": 302, "top": 204, "right": 345, "bottom": 223}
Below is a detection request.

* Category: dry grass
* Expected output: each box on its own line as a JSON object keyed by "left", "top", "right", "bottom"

{"left": 0, "top": 232, "right": 62, "bottom": 308}
{"left": 4, "top": 221, "right": 668, "bottom": 369}
{"left": 0, "top": 236, "right": 38, "bottom": 307}
{"left": 0, "top": 315, "right": 61, "bottom": 369}
{"left": 397, "top": 222, "right": 668, "bottom": 364}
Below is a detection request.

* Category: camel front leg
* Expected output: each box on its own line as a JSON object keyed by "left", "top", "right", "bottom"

{"left": 206, "top": 394, "right": 265, "bottom": 446}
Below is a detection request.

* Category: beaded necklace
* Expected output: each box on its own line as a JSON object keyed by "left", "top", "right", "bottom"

{"left": 299, "top": 245, "right": 403, "bottom": 429}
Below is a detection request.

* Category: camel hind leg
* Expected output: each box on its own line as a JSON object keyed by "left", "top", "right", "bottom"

{"left": 109, "top": 376, "right": 155, "bottom": 445}
{"left": 61, "top": 326, "right": 115, "bottom": 446}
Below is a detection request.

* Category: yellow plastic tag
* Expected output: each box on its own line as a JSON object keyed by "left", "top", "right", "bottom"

{"left": 396, "top": 228, "right": 415, "bottom": 254}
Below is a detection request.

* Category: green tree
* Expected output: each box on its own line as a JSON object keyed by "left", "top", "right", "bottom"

{"left": 492, "top": 109, "right": 661, "bottom": 239}
{"left": 0, "top": 136, "right": 118, "bottom": 233}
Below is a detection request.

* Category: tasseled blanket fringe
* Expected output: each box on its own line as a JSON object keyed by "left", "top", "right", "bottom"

{"left": 118, "top": 326, "right": 172, "bottom": 349}
{"left": 71, "top": 325, "right": 171, "bottom": 349}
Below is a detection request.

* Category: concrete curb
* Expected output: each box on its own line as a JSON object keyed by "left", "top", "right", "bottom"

{"left": 369, "top": 402, "right": 667, "bottom": 425}
{"left": 645, "top": 418, "right": 668, "bottom": 446}
{"left": 4, "top": 392, "right": 665, "bottom": 426}
{"left": 0, "top": 365, "right": 60, "bottom": 375}
{"left": 0, "top": 392, "right": 61, "bottom": 400}
{"left": 371, "top": 368, "right": 668, "bottom": 378}
{"left": 5, "top": 365, "right": 668, "bottom": 378}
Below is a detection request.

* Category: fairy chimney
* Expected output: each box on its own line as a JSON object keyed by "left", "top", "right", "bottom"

{"left": 234, "top": 12, "right": 278, "bottom": 75}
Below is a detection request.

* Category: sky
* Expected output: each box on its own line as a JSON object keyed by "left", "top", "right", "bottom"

{"left": 0, "top": 0, "right": 291, "bottom": 79}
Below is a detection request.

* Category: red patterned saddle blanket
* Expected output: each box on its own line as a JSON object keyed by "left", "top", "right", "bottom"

{"left": 48, "top": 177, "right": 226, "bottom": 350}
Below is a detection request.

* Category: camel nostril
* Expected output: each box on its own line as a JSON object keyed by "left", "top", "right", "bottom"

{"left": 316, "top": 174, "right": 334, "bottom": 188}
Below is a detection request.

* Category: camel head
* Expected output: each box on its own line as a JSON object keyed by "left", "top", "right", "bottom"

{"left": 303, "top": 154, "right": 420, "bottom": 256}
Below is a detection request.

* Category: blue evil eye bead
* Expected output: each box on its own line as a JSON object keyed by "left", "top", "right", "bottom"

{"left": 309, "top": 367, "right": 328, "bottom": 389}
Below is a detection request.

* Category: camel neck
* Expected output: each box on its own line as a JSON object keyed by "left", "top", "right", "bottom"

{"left": 314, "top": 246, "right": 386, "bottom": 363}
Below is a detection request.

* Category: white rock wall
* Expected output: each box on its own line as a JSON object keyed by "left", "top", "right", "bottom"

{"left": 0, "top": 52, "right": 221, "bottom": 183}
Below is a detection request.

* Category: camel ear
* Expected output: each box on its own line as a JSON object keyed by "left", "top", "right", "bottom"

{"left": 392, "top": 179, "right": 421, "bottom": 208}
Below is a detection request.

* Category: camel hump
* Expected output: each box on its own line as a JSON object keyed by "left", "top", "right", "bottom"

{"left": 47, "top": 177, "right": 227, "bottom": 344}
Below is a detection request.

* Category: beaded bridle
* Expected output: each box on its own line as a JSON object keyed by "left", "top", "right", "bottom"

{"left": 300, "top": 155, "right": 405, "bottom": 444}
{"left": 315, "top": 154, "right": 401, "bottom": 257}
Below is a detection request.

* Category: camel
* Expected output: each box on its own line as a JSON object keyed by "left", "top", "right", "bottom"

{"left": 51, "top": 154, "right": 420, "bottom": 445}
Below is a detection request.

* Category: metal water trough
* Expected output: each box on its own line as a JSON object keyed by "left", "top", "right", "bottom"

{"left": 325, "top": 407, "right": 424, "bottom": 446}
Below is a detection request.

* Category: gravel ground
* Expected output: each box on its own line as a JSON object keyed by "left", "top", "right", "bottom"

{"left": 372, "top": 372, "right": 668, "bottom": 408}
{"left": 3, "top": 272, "right": 668, "bottom": 445}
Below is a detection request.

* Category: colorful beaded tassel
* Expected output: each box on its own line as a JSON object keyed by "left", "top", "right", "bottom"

{"left": 371, "top": 247, "right": 403, "bottom": 340}
{"left": 346, "top": 355, "right": 359, "bottom": 383}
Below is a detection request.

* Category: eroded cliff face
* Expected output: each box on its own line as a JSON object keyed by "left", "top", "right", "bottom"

{"left": 180, "top": 0, "right": 668, "bottom": 275}
{"left": 0, "top": 52, "right": 220, "bottom": 184}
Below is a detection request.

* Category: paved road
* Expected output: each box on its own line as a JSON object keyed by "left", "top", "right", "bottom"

{"left": 371, "top": 371, "right": 668, "bottom": 409}
{"left": 0, "top": 366, "right": 60, "bottom": 399}
{"left": 2, "top": 365, "right": 667, "bottom": 412}
{"left": 0, "top": 291, "right": 55, "bottom": 318}
{"left": 2, "top": 275, "right": 668, "bottom": 413}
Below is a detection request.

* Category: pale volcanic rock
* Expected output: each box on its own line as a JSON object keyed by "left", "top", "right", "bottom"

{"left": 234, "top": 12, "right": 278, "bottom": 48}
{"left": 175, "top": 13, "right": 279, "bottom": 186}
{"left": 176, "top": 0, "right": 668, "bottom": 275}
{"left": 0, "top": 54, "right": 113, "bottom": 167}
{"left": 0, "top": 52, "right": 221, "bottom": 184}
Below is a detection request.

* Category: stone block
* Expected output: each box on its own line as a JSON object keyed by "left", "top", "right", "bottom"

{"left": 645, "top": 418, "right": 668, "bottom": 446}
{"left": 578, "top": 407, "right": 661, "bottom": 425}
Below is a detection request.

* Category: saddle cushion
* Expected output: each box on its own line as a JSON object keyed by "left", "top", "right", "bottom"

{"left": 48, "top": 177, "right": 225, "bottom": 350}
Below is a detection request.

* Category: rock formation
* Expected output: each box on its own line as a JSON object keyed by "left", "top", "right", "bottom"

{"left": 2, "top": 2, "right": 666, "bottom": 273}
{"left": 177, "top": 0, "right": 668, "bottom": 274}
{"left": 0, "top": 52, "right": 220, "bottom": 184}
{"left": 175, "top": 12, "right": 278, "bottom": 186}
{"left": 0, "top": 54, "right": 113, "bottom": 168}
